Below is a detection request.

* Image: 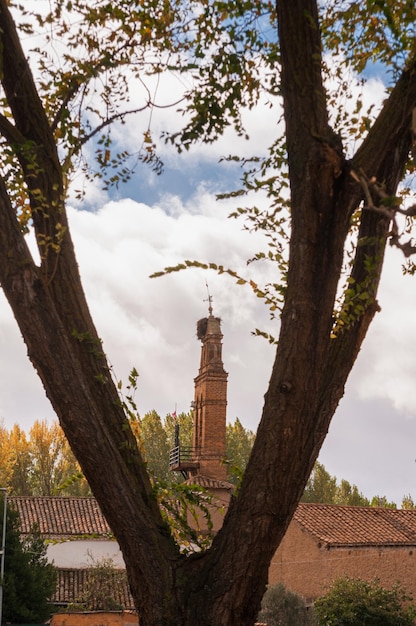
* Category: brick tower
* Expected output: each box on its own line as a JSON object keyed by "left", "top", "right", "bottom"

{"left": 190, "top": 302, "right": 228, "bottom": 481}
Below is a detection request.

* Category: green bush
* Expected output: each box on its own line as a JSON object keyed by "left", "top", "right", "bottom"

{"left": 1, "top": 504, "right": 56, "bottom": 623}
{"left": 257, "top": 582, "right": 311, "bottom": 626}
{"left": 313, "top": 577, "right": 416, "bottom": 626}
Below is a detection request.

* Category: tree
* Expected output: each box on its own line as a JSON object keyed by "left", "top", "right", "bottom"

{"left": 0, "top": 422, "right": 14, "bottom": 488}
{"left": 138, "top": 412, "right": 254, "bottom": 485}
{"left": 301, "top": 462, "right": 370, "bottom": 507}
{"left": 313, "top": 577, "right": 416, "bottom": 626}
{"left": 74, "top": 555, "right": 126, "bottom": 612}
{"left": 336, "top": 479, "right": 370, "bottom": 507}
{"left": 164, "top": 412, "right": 194, "bottom": 454}
{"left": 370, "top": 495, "right": 397, "bottom": 509}
{"left": 302, "top": 462, "right": 338, "bottom": 504}
{"left": 0, "top": 1, "right": 415, "bottom": 625}
{"left": 28, "top": 419, "right": 70, "bottom": 495}
{"left": 257, "top": 583, "right": 311, "bottom": 626}
{"left": 402, "top": 495, "right": 416, "bottom": 510}
{"left": 7, "top": 424, "right": 32, "bottom": 496}
{"left": 0, "top": 500, "right": 56, "bottom": 623}
{"left": 0, "top": 421, "right": 89, "bottom": 496}
{"left": 225, "top": 418, "right": 256, "bottom": 486}
{"left": 138, "top": 411, "right": 171, "bottom": 483}
{"left": 28, "top": 419, "right": 89, "bottom": 496}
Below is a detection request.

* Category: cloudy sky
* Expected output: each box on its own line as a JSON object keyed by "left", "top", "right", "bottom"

{"left": 1, "top": 12, "right": 416, "bottom": 505}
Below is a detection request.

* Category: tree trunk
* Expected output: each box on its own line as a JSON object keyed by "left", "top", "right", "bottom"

{"left": 0, "top": 1, "right": 415, "bottom": 625}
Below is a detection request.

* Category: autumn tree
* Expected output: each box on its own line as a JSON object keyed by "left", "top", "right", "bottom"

{"left": 29, "top": 419, "right": 72, "bottom": 495}
{"left": 0, "top": 1, "right": 415, "bottom": 625}
{"left": 0, "top": 422, "right": 14, "bottom": 488}
{"left": 7, "top": 424, "right": 32, "bottom": 495}
{"left": 0, "top": 420, "right": 89, "bottom": 496}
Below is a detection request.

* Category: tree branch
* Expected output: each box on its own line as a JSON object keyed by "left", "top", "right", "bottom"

{"left": 351, "top": 169, "right": 416, "bottom": 257}
{"left": 0, "top": 112, "right": 27, "bottom": 147}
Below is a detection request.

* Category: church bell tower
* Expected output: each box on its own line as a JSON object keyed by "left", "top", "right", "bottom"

{"left": 191, "top": 301, "right": 228, "bottom": 481}
{"left": 169, "top": 297, "right": 228, "bottom": 482}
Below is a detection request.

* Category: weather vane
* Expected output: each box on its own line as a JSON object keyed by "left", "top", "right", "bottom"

{"left": 204, "top": 280, "right": 213, "bottom": 316}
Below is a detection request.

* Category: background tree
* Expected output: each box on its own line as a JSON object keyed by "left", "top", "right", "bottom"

{"left": 139, "top": 412, "right": 253, "bottom": 485}
{"left": 225, "top": 418, "right": 256, "bottom": 486}
{"left": 336, "top": 479, "right": 370, "bottom": 507}
{"left": 313, "top": 578, "right": 416, "bottom": 626}
{"left": 0, "top": 420, "right": 89, "bottom": 496}
{"left": 8, "top": 424, "right": 32, "bottom": 496}
{"left": 402, "top": 495, "right": 416, "bottom": 510}
{"left": 0, "top": 422, "right": 14, "bottom": 488}
{"left": 370, "top": 495, "right": 397, "bottom": 509}
{"left": 74, "top": 555, "right": 126, "bottom": 612}
{"left": 164, "top": 412, "right": 194, "bottom": 453}
{"left": 28, "top": 420, "right": 68, "bottom": 495}
{"left": 138, "top": 411, "right": 171, "bottom": 483}
{"left": 257, "top": 583, "right": 311, "bottom": 626}
{"left": 302, "top": 462, "right": 338, "bottom": 504}
{"left": 301, "top": 462, "right": 398, "bottom": 507}
{"left": 0, "top": 500, "right": 56, "bottom": 623}
{"left": 0, "top": 1, "right": 415, "bottom": 625}
{"left": 301, "top": 462, "right": 371, "bottom": 506}
{"left": 28, "top": 419, "right": 89, "bottom": 496}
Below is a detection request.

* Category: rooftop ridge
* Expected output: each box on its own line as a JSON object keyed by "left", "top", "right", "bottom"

{"left": 295, "top": 502, "right": 416, "bottom": 547}
{"left": 8, "top": 495, "right": 112, "bottom": 537}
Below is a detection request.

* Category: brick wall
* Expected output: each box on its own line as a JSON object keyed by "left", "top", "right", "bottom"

{"left": 192, "top": 315, "right": 228, "bottom": 481}
{"left": 269, "top": 521, "right": 416, "bottom": 602}
{"left": 50, "top": 611, "right": 138, "bottom": 626}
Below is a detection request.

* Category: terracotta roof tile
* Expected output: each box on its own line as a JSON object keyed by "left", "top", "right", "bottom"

{"left": 294, "top": 503, "right": 416, "bottom": 547}
{"left": 184, "top": 475, "right": 234, "bottom": 490}
{"left": 53, "top": 568, "right": 135, "bottom": 609}
{"left": 9, "top": 496, "right": 112, "bottom": 538}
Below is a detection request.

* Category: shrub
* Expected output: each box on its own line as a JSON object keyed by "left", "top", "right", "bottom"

{"left": 313, "top": 577, "right": 416, "bottom": 626}
{"left": 257, "top": 582, "right": 311, "bottom": 626}
{"left": 1, "top": 504, "right": 56, "bottom": 623}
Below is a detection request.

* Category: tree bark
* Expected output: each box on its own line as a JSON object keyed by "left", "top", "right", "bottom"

{"left": 0, "top": 1, "right": 415, "bottom": 625}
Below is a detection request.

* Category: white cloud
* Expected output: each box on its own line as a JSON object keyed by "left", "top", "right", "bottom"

{"left": 67, "top": 196, "right": 276, "bottom": 426}
{"left": 350, "top": 246, "right": 416, "bottom": 417}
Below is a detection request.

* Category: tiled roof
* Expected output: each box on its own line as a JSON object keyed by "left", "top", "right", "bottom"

{"left": 53, "top": 568, "right": 135, "bottom": 610}
{"left": 295, "top": 503, "right": 416, "bottom": 547}
{"left": 12, "top": 496, "right": 416, "bottom": 549}
{"left": 9, "top": 496, "right": 112, "bottom": 538}
{"left": 185, "top": 475, "right": 234, "bottom": 490}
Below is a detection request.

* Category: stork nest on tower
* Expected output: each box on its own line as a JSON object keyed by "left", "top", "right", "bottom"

{"left": 196, "top": 318, "right": 208, "bottom": 340}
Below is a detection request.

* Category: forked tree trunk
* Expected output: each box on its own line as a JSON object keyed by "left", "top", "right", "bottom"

{"left": 0, "top": 1, "right": 415, "bottom": 625}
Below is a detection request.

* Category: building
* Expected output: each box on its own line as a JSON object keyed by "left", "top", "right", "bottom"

{"left": 10, "top": 495, "right": 124, "bottom": 569}
{"left": 169, "top": 300, "right": 234, "bottom": 531}
{"left": 269, "top": 502, "right": 416, "bottom": 602}
{"left": 8, "top": 496, "right": 133, "bottom": 611}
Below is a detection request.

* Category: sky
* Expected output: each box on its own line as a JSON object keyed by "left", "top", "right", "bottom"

{"left": 1, "top": 9, "right": 416, "bottom": 506}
